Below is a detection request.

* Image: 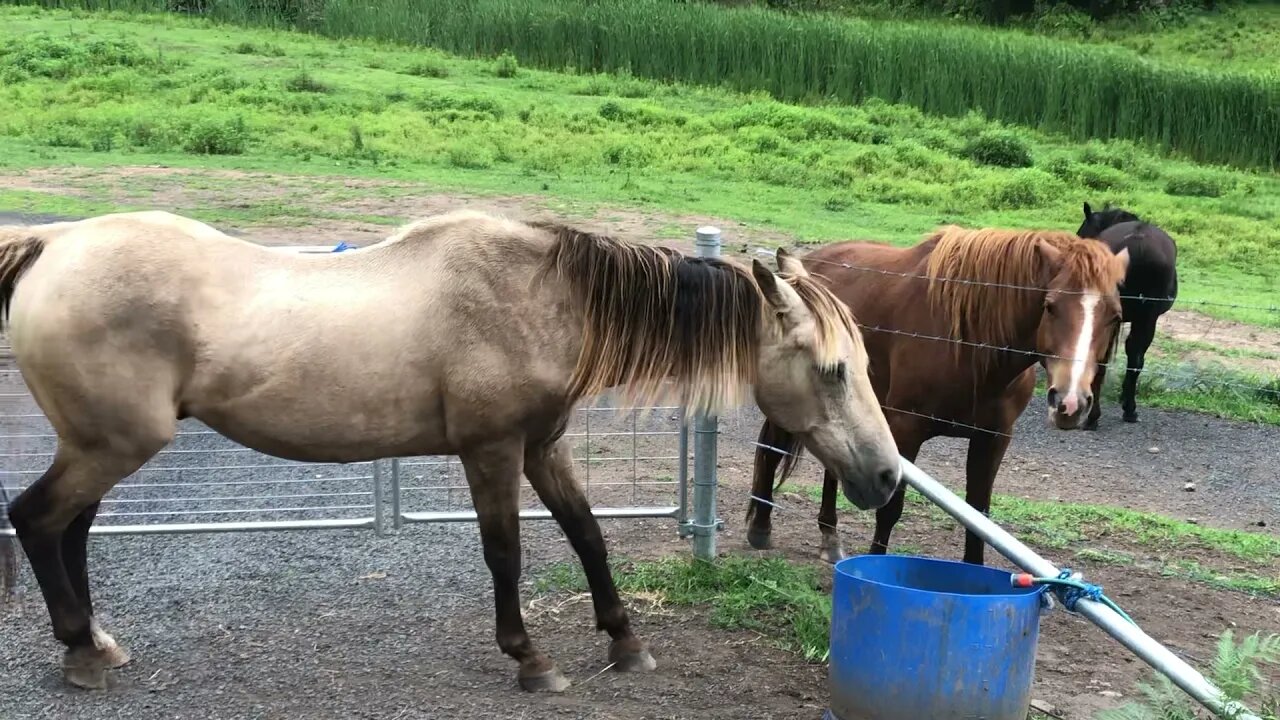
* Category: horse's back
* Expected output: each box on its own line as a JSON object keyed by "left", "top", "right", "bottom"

{"left": 1099, "top": 221, "right": 1177, "bottom": 313}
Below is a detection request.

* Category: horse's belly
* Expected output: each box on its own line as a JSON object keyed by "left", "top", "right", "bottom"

{"left": 183, "top": 380, "right": 451, "bottom": 464}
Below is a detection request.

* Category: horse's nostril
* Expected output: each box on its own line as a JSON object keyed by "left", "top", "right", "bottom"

{"left": 1046, "top": 388, "right": 1060, "bottom": 409}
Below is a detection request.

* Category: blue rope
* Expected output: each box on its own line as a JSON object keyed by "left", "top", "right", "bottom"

{"left": 1016, "top": 568, "right": 1136, "bottom": 625}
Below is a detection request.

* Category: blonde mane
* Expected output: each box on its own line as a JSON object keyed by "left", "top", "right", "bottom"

{"left": 924, "top": 225, "right": 1123, "bottom": 356}
{"left": 536, "top": 223, "right": 854, "bottom": 414}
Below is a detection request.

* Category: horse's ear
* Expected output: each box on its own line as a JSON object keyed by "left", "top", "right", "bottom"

{"left": 1082, "top": 202, "right": 1093, "bottom": 219}
{"left": 1036, "top": 239, "right": 1064, "bottom": 269}
{"left": 774, "top": 247, "right": 809, "bottom": 278}
{"left": 752, "top": 258, "right": 802, "bottom": 315}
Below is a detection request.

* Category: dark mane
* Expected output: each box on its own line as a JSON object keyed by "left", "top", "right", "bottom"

{"left": 535, "top": 221, "right": 764, "bottom": 414}
{"left": 535, "top": 222, "right": 861, "bottom": 414}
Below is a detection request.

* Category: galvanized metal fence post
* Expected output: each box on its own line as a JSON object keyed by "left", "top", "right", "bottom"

{"left": 688, "top": 226, "right": 724, "bottom": 561}
{"left": 372, "top": 459, "right": 387, "bottom": 536}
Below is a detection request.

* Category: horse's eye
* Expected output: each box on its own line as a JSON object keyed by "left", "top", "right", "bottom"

{"left": 825, "top": 362, "right": 847, "bottom": 383}
{"left": 1044, "top": 302, "right": 1057, "bottom": 316}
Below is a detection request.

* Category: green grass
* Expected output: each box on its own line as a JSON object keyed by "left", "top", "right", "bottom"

{"left": 6, "top": 0, "right": 1280, "bottom": 170}
{"left": 1, "top": 8, "right": 1278, "bottom": 326}
{"left": 716, "top": 1, "right": 1280, "bottom": 76}
{"left": 803, "top": 483, "right": 1280, "bottom": 595}
{"left": 538, "top": 555, "right": 833, "bottom": 661}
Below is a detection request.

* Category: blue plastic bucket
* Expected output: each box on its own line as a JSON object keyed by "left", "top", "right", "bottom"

{"left": 826, "top": 555, "right": 1046, "bottom": 720}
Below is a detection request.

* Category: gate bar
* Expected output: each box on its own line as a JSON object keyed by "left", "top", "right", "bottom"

{"left": 899, "top": 458, "right": 1262, "bottom": 720}
{"left": 400, "top": 506, "right": 680, "bottom": 524}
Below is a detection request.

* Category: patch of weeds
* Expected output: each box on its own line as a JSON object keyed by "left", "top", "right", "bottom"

{"left": 448, "top": 142, "right": 496, "bottom": 169}
{"left": 1165, "top": 169, "right": 1232, "bottom": 198}
{"left": 493, "top": 50, "right": 518, "bottom": 78}
{"left": 231, "top": 41, "right": 285, "bottom": 56}
{"left": 963, "top": 130, "right": 1033, "bottom": 168}
{"left": 1101, "top": 630, "right": 1280, "bottom": 720}
{"left": 1162, "top": 560, "right": 1280, "bottom": 596}
{"left": 403, "top": 59, "right": 449, "bottom": 78}
{"left": 284, "top": 69, "right": 329, "bottom": 93}
{"left": 181, "top": 114, "right": 249, "bottom": 155}
{"left": 538, "top": 555, "right": 831, "bottom": 661}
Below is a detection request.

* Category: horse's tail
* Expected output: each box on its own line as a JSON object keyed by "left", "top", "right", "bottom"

{"left": 0, "top": 232, "right": 44, "bottom": 602}
{"left": 0, "top": 232, "right": 45, "bottom": 333}
{"left": 1, "top": 482, "right": 15, "bottom": 603}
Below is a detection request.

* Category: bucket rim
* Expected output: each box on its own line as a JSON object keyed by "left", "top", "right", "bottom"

{"left": 833, "top": 554, "right": 1046, "bottom": 600}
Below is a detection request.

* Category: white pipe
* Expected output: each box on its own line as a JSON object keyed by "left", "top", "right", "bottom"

{"left": 898, "top": 458, "right": 1261, "bottom": 720}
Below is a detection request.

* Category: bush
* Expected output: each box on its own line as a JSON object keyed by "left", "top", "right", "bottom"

{"left": 182, "top": 114, "right": 250, "bottom": 155}
{"left": 981, "top": 168, "right": 1060, "bottom": 210}
{"left": 284, "top": 70, "right": 330, "bottom": 93}
{"left": 1165, "top": 170, "right": 1231, "bottom": 198}
{"left": 964, "top": 131, "right": 1034, "bottom": 168}
{"left": 493, "top": 50, "right": 519, "bottom": 78}
{"left": 404, "top": 59, "right": 449, "bottom": 78}
{"left": 448, "top": 142, "right": 496, "bottom": 169}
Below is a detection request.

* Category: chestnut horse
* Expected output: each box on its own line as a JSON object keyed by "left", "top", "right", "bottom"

{"left": 1077, "top": 202, "right": 1178, "bottom": 428}
{"left": 0, "top": 210, "right": 900, "bottom": 692}
{"left": 746, "top": 226, "right": 1128, "bottom": 565}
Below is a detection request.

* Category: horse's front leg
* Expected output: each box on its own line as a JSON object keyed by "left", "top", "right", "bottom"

{"left": 461, "top": 442, "right": 568, "bottom": 693}
{"left": 1121, "top": 315, "right": 1157, "bottom": 423}
{"left": 523, "top": 438, "right": 655, "bottom": 676}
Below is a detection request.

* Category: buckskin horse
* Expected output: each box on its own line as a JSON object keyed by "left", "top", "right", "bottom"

{"left": 745, "top": 225, "right": 1128, "bottom": 565}
{"left": 1077, "top": 202, "right": 1178, "bottom": 428}
{"left": 0, "top": 210, "right": 902, "bottom": 692}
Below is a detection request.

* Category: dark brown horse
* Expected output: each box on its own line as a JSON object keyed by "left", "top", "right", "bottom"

{"left": 1077, "top": 202, "right": 1178, "bottom": 428}
{"left": 746, "top": 226, "right": 1128, "bottom": 565}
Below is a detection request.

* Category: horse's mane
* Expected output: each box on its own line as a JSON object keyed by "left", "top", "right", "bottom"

{"left": 535, "top": 222, "right": 854, "bottom": 414}
{"left": 1094, "top": 206, "right": 1142, "bottom": 229}
{"left": 925, "top": 225, "right": 1123, "bottom": 357}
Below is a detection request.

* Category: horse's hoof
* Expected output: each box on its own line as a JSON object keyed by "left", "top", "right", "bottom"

{"left": 609, "top": 638, "right": 657, "bottom": 673}
{"left": 91, "top": 624, "right": 131, "bottom": 668}
{"left": 1123, "top": 412, "right": 1139, "bottom": 423}
{"left": 63, "top": 648, "right": 113, "bottom": 690}
{"left": 518, "top": 666, "right": 571, "bottom": 693}
{"left": 819, "top": 545, "right": 846, "bottom": 565}
{"left": 1081, "top": 417, "right": 1100, "bottom": 432}
{"left": 746, "top": 528, "right": 773, "bottom": 551}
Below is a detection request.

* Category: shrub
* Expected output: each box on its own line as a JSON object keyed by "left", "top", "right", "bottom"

{"left": 493, "top": 50, "right": 519, "bottom": 78}
{"left": 284, "top": 70, "right": 329, "bottom": 93}
{"left": 182, "top": 114, "right": 250, "bottom": 155}
{"left": 404, "top": 60, "right": 449, "bottom": 78}
{"left": 964, "top": 131, "right": 1033, "bottom": 168}
{"left": 981, "top": 169, "right": 1061, "bottom": 210}
{"left": 1165, "top": 170, "right": 1232, "bottom": 198}
{"left": 448, "top": 142, "right": 496, "bottom": 169}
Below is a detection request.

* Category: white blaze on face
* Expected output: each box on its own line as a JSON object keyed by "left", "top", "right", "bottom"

{"left": 1062, "top": 293, "right": 1100, "bottom": 416}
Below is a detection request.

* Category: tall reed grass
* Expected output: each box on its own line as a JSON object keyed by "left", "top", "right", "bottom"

{"left": 8, "top": 0, "right": 1279, "bottom": 169}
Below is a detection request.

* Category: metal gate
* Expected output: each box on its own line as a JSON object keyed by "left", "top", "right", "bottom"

{"left": 0, "top": 368, "right": 689, "bottom": 537}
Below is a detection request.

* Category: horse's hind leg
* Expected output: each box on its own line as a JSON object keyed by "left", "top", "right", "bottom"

{"left": 1121, "top": 315, "right": 1158, "bottom": 423}
{"left": 63, "top": 501, "right": 126, "bottom": 667}
{"left": 524, "top": 438, "right": 655, "bottom": 676}
{"left": 460, "top": 441, "right": 567, "bottom": 693}
{"left": 9, "top": 445, "right": 158, "bottom": 689}
{"left": 745, "top": 420, "right": 790, "bottom": 551}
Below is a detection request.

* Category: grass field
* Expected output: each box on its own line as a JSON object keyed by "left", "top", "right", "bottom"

{"left": 728, "top": 1, "right": 1280, "bottom": 75}
{"left": 8, "top": 0, "right": 1280, "bottom": 171}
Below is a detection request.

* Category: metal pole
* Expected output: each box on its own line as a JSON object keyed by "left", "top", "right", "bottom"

{"left": 390, "top": 458, "right": 403, "bottom": 530}
{"left": 898, "top": 458, "right": 1262, "bottom": 720}
{"left": 372, "top": 459, "right": 386, "bottom": 537}
{"left": 690, "top": 226, "right": 723, "bottom": 561}
{"left": 675, "top": 407, "right": 690, "bottom": 533}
